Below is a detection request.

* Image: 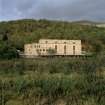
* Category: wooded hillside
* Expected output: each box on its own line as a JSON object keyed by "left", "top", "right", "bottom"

{"left": 0, "top": 19, "right": 105, "bottom": 49}
{"left": 0, "top": 19, "right": 105, "bottom": 105}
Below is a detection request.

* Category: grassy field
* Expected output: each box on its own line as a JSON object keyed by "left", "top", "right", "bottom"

{"left": 0, "top": 57, "right": 105, "bottom": 105}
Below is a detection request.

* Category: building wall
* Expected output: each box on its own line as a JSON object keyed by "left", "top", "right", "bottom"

{"left": 96, "top": 24, "right": 105, "bottom": 28}
{"left": 24, "top": 39, "right": 82, "bottom": 57}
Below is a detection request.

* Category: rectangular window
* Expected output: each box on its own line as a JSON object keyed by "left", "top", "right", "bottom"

{"left": 30, "top": 45, "right": 32, "bottom": 48}
{"left": 46, "top": 41, "right": 48, "bottom": 43}
{"left": 43, "top": 49, "right": 45, "bottom": 51}
{"left": 55, "top": 45, "right": 57, "bottom": 51}
{"left": 73, "top": 46, "right": 75, "bottom": 55}
{"left": 64, "top": 45, "right": 66, "bottom": 54}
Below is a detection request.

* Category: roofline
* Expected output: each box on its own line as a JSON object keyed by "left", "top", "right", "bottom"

{"left": 39, "top": 39, "right": 81, "bottom": 41}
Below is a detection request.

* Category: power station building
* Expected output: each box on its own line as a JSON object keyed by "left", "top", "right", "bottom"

{"left": 24, "top": 39, "right": 82, "bottom": 58}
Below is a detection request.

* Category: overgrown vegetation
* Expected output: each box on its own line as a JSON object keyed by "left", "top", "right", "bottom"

{"left": 0, "top": 19, "right": 105, "bottom": 105}
{"left": 0, "top": 19, "right": 105, "bottom": 53}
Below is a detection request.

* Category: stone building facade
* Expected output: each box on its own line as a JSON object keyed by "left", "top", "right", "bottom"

{"left": 24, "top": 39, "right": 82, "bottom": 58}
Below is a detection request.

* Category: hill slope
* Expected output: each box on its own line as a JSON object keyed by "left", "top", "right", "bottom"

{"left": 0, "top": 19, "right": 105, "bottom": 105}
{"left": 0, "top": 19, "right": 105, "bottom": 58}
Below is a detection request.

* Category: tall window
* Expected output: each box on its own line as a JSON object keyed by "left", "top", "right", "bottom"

{"left": 64, "top": 45, "right": 66, "bottom": 54}
{"left": 46, "top": 41, "right": 48, "bottom": 43}
{"left": 55, "top": 45, "right": 57, "bottom": 51}
{"left": 73, "top": 46, "right": 75, "bottom": 55}
{"left": 73, "top": 42, "right": 75, "bottom": 44}
{"left": 30, "top": 45, "right": 32, "bottom": 48}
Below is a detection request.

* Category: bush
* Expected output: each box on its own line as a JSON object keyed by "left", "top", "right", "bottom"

{"left": 0, "top": 41, "right": 19, "bottom": 59}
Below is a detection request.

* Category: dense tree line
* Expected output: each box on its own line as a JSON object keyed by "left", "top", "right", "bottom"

{"left": 0, "top": 19, "right": 105, "bottom": 58}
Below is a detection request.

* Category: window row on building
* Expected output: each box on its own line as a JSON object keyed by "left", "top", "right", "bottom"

{"left": 36, "top": 49, "right": 49, "bottom": 52}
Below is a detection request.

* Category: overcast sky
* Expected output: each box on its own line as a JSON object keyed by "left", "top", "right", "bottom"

{"left": 0, "top": 0, "right": 105, "bottom": 22}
